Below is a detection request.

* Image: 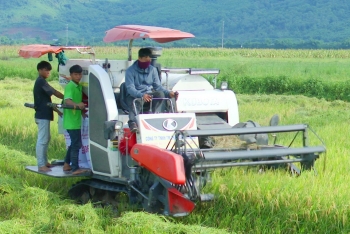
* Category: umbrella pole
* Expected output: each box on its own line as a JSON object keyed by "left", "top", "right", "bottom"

{"left": 128, "top": 39, "right": 134, "bottom": 61}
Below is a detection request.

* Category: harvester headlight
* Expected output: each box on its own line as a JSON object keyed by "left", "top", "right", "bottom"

{"left": 220, "top": 81, "right": 228, "bottom": 90}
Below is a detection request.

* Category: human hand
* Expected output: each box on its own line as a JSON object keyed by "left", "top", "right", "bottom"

{"left": 143, "top": 93, "right": 152, "bottom": 102}
{"left": 169, "top": 91, "right": 179, "bottom": 101}
{"left": 174, "top": 91, "right": 179, "bottom": 100}
{"left": 77, "top": 102, "right": 85, "bottom": 109}
{"left": 60, "top": 74, "right": 71, "bottom": 80}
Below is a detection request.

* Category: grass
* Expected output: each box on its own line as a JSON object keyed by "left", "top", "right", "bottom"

{"left": 1, "top": 78, "right": 350, "bottom": 233}
{"left": 1, "top": 46, "right": 350, "bottom": 233}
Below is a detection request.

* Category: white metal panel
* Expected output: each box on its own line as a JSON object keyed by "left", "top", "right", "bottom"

{"left": 136, "top": 112, "right": 199, "bottom": 149}
{"left": 175, "top": 90, "right": 239, "bottom": 126}
{"left": 59, "top": 59, "right": 94, "bottom": 95}
{"left": 59, "top": 59, "right": 133, "bottom": 95}
{"left": 163, "top": 73, "right": 214, "bottom": 91}
{"left": 95, "top": 59, "right": 132, "bottom": 90}
{"left": 88, "top": 65, "right": 121, "bottom": 177}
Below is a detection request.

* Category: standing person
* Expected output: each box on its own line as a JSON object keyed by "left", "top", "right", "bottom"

{"left": 33, "top": 61, "right": 64, "bottom": 172}
{"left": 125, "top": 48, "right": 177, "bottom": 132}
{"left": 62, "top": 64, "right": 88, "bottom": 175}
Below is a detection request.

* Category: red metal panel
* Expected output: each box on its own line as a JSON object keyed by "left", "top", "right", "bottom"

{"left": 103, "top": 25, "right": 195, "bottom": 43}
{"left": 18, "top": 44, "right": 91, "bottom": 58}
{"left": 19, "top": 44, "right": 62, "bottom": 58}
{"left": 119, "top": 128, "right": 137, "bottom": 155}
{"left": 167, "top": 187, "right": 195, "bottom": 215}
{"left": 130, "top": 144, "right": 186, "bottom": 184}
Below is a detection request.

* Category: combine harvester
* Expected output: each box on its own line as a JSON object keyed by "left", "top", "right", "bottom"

{"left": 20, "top": 25, "right": 326, "bottom": 216}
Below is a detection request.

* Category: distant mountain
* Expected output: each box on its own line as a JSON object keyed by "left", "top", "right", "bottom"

{"left": 1, "top": 0, "right": 350, "bottom": 48}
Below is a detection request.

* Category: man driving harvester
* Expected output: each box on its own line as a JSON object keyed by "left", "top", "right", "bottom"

{"left": 125, "top": 48, "right": 178, "bottom": 133}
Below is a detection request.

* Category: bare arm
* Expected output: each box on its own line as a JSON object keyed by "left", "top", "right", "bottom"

{"left": 60, "top": 74, "right": 71, "bottom": 80}
{"left": 65, "top": 99, "right": 85, "bottom": 109}
{"left": 54, "top": 90, "right": 64, "bottom": 99}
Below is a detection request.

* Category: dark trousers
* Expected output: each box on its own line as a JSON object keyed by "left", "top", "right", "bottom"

{"left": 64, "top": 129, "right": 82, "bottom": 172}
{"left": 126, "top": 91, "right": 165, "bottom": 125}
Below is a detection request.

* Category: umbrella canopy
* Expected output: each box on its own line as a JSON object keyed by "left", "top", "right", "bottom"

{"left": 18, "top": 44, "right": 91, "bottom": 58}
{"left": 103, "top": 25, "right": 195, "bottom": 43}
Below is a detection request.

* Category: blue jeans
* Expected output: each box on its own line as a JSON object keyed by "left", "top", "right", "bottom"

{"left": 35, "top": 119, "right": 51, "bottom": 167}
{"left": 64, "top": 129, "right": 82, "bottom": 172}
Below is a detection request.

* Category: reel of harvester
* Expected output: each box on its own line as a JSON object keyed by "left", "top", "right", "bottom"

{"left": 165, "top": 120, "right": 326, "bottom": 201}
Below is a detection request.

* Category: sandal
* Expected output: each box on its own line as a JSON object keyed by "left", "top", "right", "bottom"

{"left": 46, "top": 163, "right": 54, "bottom": 168}
{"left": 39, "top": 166, "right": 52, "bottom": 172}
{"left": 63, "top": 163, "right": 72, "bottom": 171}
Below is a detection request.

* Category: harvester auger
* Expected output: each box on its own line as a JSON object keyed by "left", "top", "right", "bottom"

{"left": 20, "top": 25, "right": 326, "bottom": 216}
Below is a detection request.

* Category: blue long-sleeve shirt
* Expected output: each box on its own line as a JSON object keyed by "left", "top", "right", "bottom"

{"left": 125, "top": 61, "right": 169, "bottom": 98}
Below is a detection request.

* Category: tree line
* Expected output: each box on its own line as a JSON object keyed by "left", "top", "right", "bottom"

{"left": 2, "top": 0, "right": 350, "bottom": 49}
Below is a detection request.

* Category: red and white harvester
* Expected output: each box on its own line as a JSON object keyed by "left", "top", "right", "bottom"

{"left": 20, "top": 25, "right": 325, "bottom": 216}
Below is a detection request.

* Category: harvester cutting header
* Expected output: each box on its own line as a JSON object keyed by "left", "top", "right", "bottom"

{"left": 20, "top": 25, "right": 325, "bottom": 216}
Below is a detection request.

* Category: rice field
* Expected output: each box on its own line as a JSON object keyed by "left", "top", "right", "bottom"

{"left": 3, "top": 46, "right": 350, "bottom": 83}
{"left": 0, "top": 45, "right": 350, "bottom": 233}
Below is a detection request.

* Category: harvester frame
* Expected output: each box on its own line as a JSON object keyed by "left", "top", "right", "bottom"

{"left": 20, "top": 25, "right": 326, "bottom": 216}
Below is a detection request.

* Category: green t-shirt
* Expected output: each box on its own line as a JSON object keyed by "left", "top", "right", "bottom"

{"left": 63, "top": 81, "right": 83, "bottom": 130}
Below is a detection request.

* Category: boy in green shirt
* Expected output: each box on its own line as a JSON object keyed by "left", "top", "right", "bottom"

{"left": 62, "top": 65, "right": 88, "bottom": 175}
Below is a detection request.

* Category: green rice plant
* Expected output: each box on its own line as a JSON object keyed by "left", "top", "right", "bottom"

{"left": 2, "top": 47, "right": 350, "bottom": 233}
{"left": 0, "top": 81, "right": 348, "bottom": 232}
{"left": 2, "top": 45, "right": 350, "bottom": 102}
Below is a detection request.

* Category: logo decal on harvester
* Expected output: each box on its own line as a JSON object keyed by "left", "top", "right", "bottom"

{"left": 162, "top": 119, "right": 178, "bottom": 131}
